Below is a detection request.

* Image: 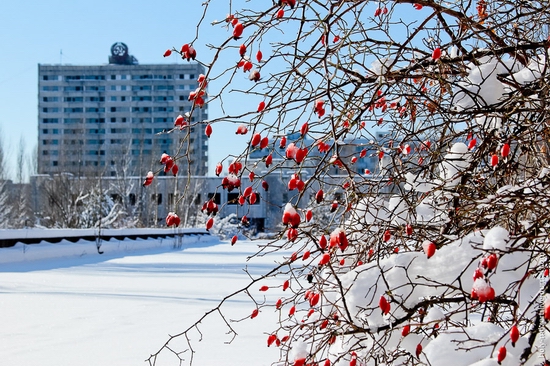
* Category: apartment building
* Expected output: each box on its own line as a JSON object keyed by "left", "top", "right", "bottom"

{"left": 38, "top": 42, "right": 208, "bottom": 177}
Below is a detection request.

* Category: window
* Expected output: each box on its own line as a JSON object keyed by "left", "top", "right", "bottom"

{"left": 64, "top": 96, "right": 83, "bottom": 102}
{"left": 121, "top": 96, "right": 126, "bottom": 101}
{"left": 132, "top": 74, "right": 153, "bottom": 80}
{"left": 42, "top": 118, "right": 59, "bottom": 124}
{"left": 52, "top": 161, "right": 58, "bottom": 166}
{"left": 87, "top": 139, "right": 105, "bottom": 145}
{"left": 43, "top": 107, "right": 59, "bottom": 113}
{"left": 86, "top": 107, "right": 105, "bottom": 113}
{"left": 110, "top": 194, "right": 122, "bottom": 203}
{"left": 42, "top": 129, "right": 48, "bottom": 134}
{"left": 131, "top": 85, "right": 151, "bottom": 91}
{"left": 86, "top": 86, "right": 105, "bottom": 91}
{"left": 152, "top": 193, "right": 162, "bottom": 205}
{"left": 43, "top": 97, "right": 59, "bottom": 102}
{"left": 42, "top": 75, "right": 58, "bottom": 81}
{"left": 64, "top": 118, "right": 80, "bottom": 124}
{"left": 132, "top": 96, "right": 152, "bottom": 101}
{"left": 121, "top": 86, "right": 127, "bottom": 91}
{"left": 207, "top": 193, "right": 221, "bottom": 204}
{"left": 110, "top": 117, "right": 116, "bottom": 123}
{"left": 121, "top": 118, "right": 127, "bottom": 123}
{"left": 87, "top": 96, "right": 105, "bottom": 102}
{"left": 64, "top": 107, "right": 83, "bottom": 113}
{"left": 154, "top": 118, "right": 168, "bottom": 123}
{"left": 64, "top": 86, "right": 83, "bottom": 92}
{"left": 155, "top": 95, "right": 174, "bottom": 102}
{"left": 42, "top": 86, "right": 59, "bottom": 91}
{"left": 155, "top": 85, "right": 174, "bottom": 91}
{"left": 154, "top": 106, "right": 173, "bottom": 112}
{"left": 86, "top": 118, "right": 105, "bottom": 124}
{"left": 227, "top": 193, "right": 239, "bottom": 204}
{"left": 111, "top": 85, "right": 117, "bottom": 91}
{"left": 84, "top": 75, "right": 105, "bottom": 80}
{"left": 132, "top": 107, "right": 151, "bottom": 113}
{"left": 111, "top": 75, "right": 116, "bottom": 80}
{"left": 110, "top": 96, "right": 117, "bottom": 102}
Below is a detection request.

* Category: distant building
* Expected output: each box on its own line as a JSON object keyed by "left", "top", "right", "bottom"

{"left": 37, "top": 42, "right": 208, "bottom": 177}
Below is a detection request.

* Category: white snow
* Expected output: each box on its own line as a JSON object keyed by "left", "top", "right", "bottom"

{"left": 482, "top": 226, "right": 510, "bottom": 250}
{"left": 0, "top": 235, "right": 282, "bottom": 366}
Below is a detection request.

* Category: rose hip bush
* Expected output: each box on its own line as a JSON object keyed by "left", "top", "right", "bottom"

{"left": 147, "top": 1, "right": 550, "bottom": 365}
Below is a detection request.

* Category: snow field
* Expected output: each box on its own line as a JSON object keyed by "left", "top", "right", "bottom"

{"left": 0, "top": 236, "right": 283, "bottom": 366}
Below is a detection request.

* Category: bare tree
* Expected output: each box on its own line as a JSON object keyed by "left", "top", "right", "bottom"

{"left": 0, "top": 129, "right": 11, "bottom": 228}
{"left": 148, "top": 1, "right": 550, "bottom": 365}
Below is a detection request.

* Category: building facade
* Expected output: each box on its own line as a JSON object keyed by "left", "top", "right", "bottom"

{"left": 38, "top": 42, "right": 208, "bottom": 177}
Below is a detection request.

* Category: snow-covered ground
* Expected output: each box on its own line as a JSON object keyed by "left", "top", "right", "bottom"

{"left": 0, "top": 235, "right": 283, "bottom": 365}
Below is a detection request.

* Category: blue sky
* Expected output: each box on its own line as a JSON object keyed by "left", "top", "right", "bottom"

{"left": 0, "top": 0, "right": 247, "bottom": 180}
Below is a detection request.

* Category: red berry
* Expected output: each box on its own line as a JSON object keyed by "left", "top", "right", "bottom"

{"left": 251, "top": 308, "right": 259, "bottom": 319}
{"left": 423, "top": 241, "right": 436, "bottom": 259}
{"left": 402, "top": 324, "right": 411, "bottom": 337}
{"left": 233, "top": 22, "right": 244, "bottom": 39}
{"left": 205, "top": 124, "right": 213, "bottom": 138}
{"left": 319, "top": 253, "right": 330, "bottom": 266}
{"left": 501, "top": 143, "right": 510, "bottom": 158}
{"left": 432, "top": 47, "right": 441, "bottom": 61}
{"left": 319, "top": 235, "right": 327, "bottom": 249}
{"left": 415, "top": 343, "right": 423, "bottom": 358}
{"left": 288, "top": 306, "right": 295, "bottom": 317}
{"left": 491, "top": 154, "right": 499, "bottom": 167}
{"left": 279, "top": 136, "right": 287, "bottom": 148}
{"left": 486, "top": 253, "right": 498, "bottom": 270}
{"left": 260, "top": 136, "right": 269, "bottom": 150}
{"left": 258, "top": 101, "right": 266, "bottom": 112}
{"left": 251, "top": 133, "right": 261, "bottom": 147}
{"left": 379, "top": 295, "right": 390, "bottom": 315}
{"left": 510, "top": 324, "right": 519, "bottom": 346}
{"left": 300, "top": 122, "right": 309, "bottom": 136}
{"left": 315, "top": 189, "right": 324, "bottom": 203}
{"left": 163, "top": 49, "right": 172, "bottom": 57}
{"left": 497, "top": 346, "right": 506, "bottom": 364}
{"left": 256, "top": 50, "right": 263, "bottom": 62}
{"left": 283, "top": 280, "right": 290, "bottom": 291}
{"left": 231, "top": 235, "right": 237, "bottom": 245}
